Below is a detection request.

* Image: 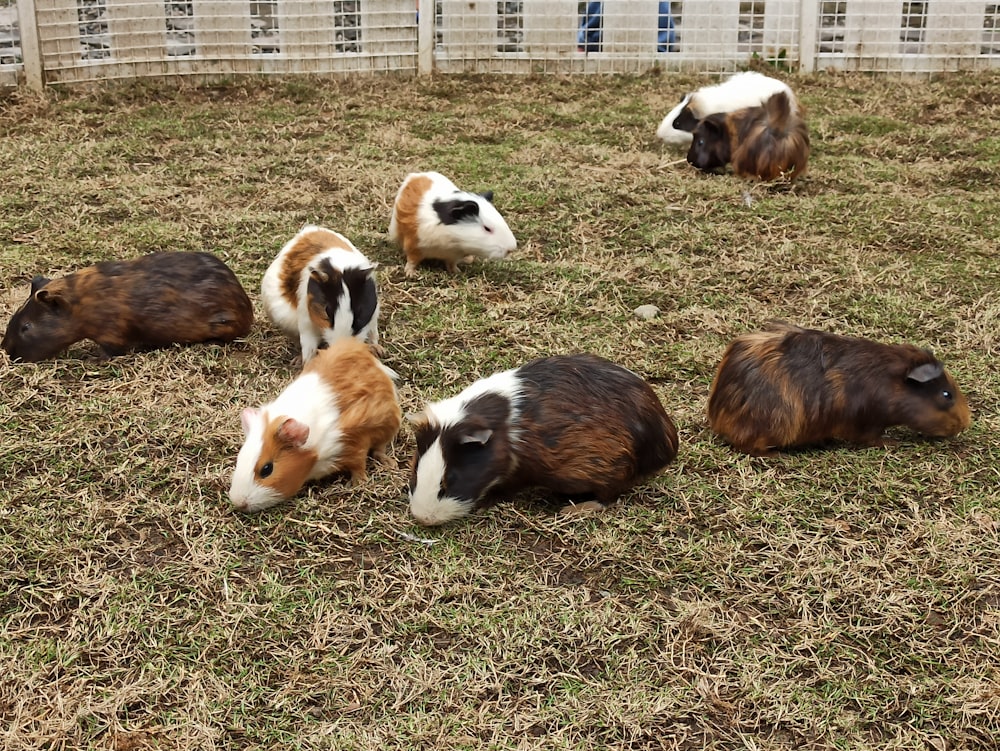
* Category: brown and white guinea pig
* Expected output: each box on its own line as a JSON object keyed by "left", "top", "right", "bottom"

{"left": 2, "top": 252, "right": 253, "bottom": 362}
{"left": 657, "top": 71, "right": 797, "bottom": 147}
{"left": 707, "top": 321, "right": 972, "bottom": 456}
{"left": 388, "top": 171, "right": 517, "bottom": 277}
{"left": 687, "top": 90, "right": 810, "bottom": 182}
{"left": 229, "top": 336, "right": 401, "bottom": 513}
{"left": 260, "top": 224, "right": 381, "bottom": 364}
{"left": 407, "top": 353, "right": 679, "bottom": 526}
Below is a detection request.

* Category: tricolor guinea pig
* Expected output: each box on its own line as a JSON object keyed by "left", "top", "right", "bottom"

{"left": 388, "top": 171, "right": 517, "bottom": 277}
{"left": 657, "top": 71, "right": 796, "bottom": 147}
{"left": 687, "top": 90, "right": 810, "bottom": 182}
{"left": 407, "top": 353, "right": 679, "bottom": 526}
{"left": 707, "top": 322, "right": 971, "bottom": 456}
{"left": 260, "top": 224, "right": 381, "bottom": 365}
{"left": 2, "top": 252, "right": 253, "bottom": 362}
{"left": 229, "top": 336, "right": 401, "bottom": 512}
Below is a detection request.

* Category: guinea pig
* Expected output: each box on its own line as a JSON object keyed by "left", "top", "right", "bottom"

{"left": 229, "top": 336, "right": 401, "bottom": 512}
{"left": 260, "top": 224, "right": 381, "bottom": 365}
{"left": 707, "top": 321, "right": 972, "bottom": 456}
{"left": 687, "top": 90, "right": 810, "bottom": 182}
{"left": 388, "top": 171, "right": 517, "bottom": 277}
{"left": 657, "top": 71, "right": 796, "bottom": 147}
{"left": 407, "top": 353, "right": 679, "bottom": 526}
{"left": 2, "top": 251, "right": 253, "bottom": 362}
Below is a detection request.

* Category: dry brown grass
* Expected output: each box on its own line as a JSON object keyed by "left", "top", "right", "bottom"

{"left": 1, "top": 69, "right": 999, "bottom": 750}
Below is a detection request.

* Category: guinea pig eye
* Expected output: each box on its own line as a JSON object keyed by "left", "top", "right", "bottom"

{"left": 941, "top": 389, "right": 953, "bottom": 401}
{"left": 259, "top": 462, "right": 274, "bottom": 479}
{"left": 20, "top": 321, "right": 31, "bottom": 334}
{"left": 484, "top": 225, "right": 494, "bottom": 234}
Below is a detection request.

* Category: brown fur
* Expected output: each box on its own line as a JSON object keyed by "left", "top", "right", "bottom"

{"left": 304, "top": 337, "right": 401, "bottom": 483}
{"left": 278, "top": 226, "right": 356, "bottom": 308}
{"left": 687, "top": 91, "right": 810, "bottom": 182}
{"left": 391, "top": 173, "right": 432, "bottom": 270}
{"left": 707, "top": 322, "right": 972, "bottom": 456}
{"left": 256, "top": 416, "right": 319, "bottom": 499}
{"left": 2, "top": 252, "right": 253, "bottom": 362}
{"left": 246, "top": 338, "right": 400, "bottom": 504}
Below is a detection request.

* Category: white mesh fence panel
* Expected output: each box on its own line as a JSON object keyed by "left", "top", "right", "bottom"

{"left": 3, "top": 0, "right": 999, "bottom": 87}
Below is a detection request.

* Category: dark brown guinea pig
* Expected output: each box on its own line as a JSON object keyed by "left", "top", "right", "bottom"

{"left": 707, "top": 322, "right": 971, "bottom": 456}
{"left": 2, "top": 252, "right": 253, "bottom": 362}
{"left": 687, "top": 90, "right": 809, "bottom": 182}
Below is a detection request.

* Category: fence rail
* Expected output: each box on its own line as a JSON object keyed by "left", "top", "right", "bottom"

{"left": 2, "top": 1, "right": 1000, "bottom": 89}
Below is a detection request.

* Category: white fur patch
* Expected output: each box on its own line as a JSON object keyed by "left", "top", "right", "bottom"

{"left": 408, "top": 440, "right": 469, "bottom": 526}
{"left": 229, "top": 409, "right": 285, "bottom": 512}
{"left": 426, "top": 368, "right": 522, "bottom": 426}
{"left": 657, "top": 72, "right": 794, "bottom": 147}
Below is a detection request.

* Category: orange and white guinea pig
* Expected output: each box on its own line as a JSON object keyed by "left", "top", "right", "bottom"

{"left": 388, "top": 171, "right": 517, "bottom": 276}
{"left": 229, "top": 337, "right": 401, "bottom": 512}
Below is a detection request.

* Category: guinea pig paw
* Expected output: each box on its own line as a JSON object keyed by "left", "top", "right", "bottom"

{"left": 372, "top": 451, "right": 397, "bottom": 469}
{"left": 368, "top": 342, "right": 386, "bottom": 359}
{"left": 558, "top": 500, "right": 607, "bottom": 518}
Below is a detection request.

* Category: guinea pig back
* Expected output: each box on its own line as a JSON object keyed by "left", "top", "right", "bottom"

{"left": 2, "top": 252, "right": 253, "bottom": 362}
{"left": 407, "top": 353, "right": 679, "bottom": 526}
{"left": 707, "top": 322, "right": 971, "bottom": 455}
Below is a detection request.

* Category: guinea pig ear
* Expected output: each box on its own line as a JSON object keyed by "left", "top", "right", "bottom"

{"left": 699, "top": 114, "right": 728, "bottom": 137}
{"left": 240, "top": 407, "right": 260, "bottom": 435}
{"left": 276, "top": 417, "right": 310, "bottom": 448}
{"left": 460, "top": 428, "right": 493, "bottom": 446}
{"left": 907, "top": 362, "right": 944, "bottom": 383}
{"left": 406, "top": 410, "right": 434, "bottom": 430}
{"left": 480, "top": 190, "right": 495, "bottom": 204}
{"left": 34, "top": 284, "right": 67, "bottom": 312}
{"left": 29, "top": 276, "right": 51, "bottom": 294}
{"left": 433, "top": 198, "right": 481, "bottom": 225}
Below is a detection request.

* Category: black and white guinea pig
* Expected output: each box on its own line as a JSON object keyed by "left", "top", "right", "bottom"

{"left": 261, "top": 224, "right": 380, "bottom": 364}
{"left": 707, "top": 321, "right": 971, "bottom": 455}
{"left": 407, "top": 353, "right": 679, "bottom": 526}
{"left": 388, "top": 171, "right": 517, "bottom": 277}
{"left": 229, "top": 337, "right": 401, "bottom": 512}
{"left": 656, "top": 71, "right": 796, "bottom": 147}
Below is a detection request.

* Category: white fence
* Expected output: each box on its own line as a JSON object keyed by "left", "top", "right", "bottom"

{"left": 2, "top": 1, "right": 1000, "bottom": 89}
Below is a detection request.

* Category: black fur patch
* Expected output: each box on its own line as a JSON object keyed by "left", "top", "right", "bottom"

{"left": 307, "top": 258, "right": 345, "bottom": 326}
{"left": 341, "top": 266, "right": 377, "bottom": 335}
{"left": 433, "top": 198, "right": 481, "bottom": 225}
{"left": 672, "top": 105, "right": 699, "bottom": 133}
{"left": 437, "top": 392, "right": 512, "bottom": 506}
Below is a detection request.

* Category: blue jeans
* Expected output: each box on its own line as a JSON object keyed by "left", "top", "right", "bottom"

{"left": 578, "top": 2, "right": 678, "bottom": 53}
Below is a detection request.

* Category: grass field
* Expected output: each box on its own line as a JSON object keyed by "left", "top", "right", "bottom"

{"left": 1, "top": 69, "right": 999, "bottom": 750}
